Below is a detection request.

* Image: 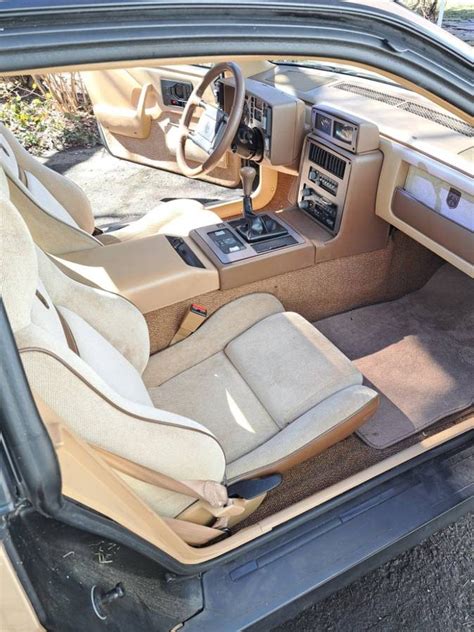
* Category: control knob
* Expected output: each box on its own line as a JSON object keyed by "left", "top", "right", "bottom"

{"left": 299, "top": 199, "right": 313, "bottom": 211}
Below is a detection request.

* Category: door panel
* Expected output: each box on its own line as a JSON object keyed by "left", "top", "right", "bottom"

{"left": 82, "top": 66, "right": 242, "bottom": 187}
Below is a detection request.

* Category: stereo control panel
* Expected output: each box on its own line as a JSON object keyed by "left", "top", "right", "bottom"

{"left": 297, "top": 135, "right": 351, "bottom": 234}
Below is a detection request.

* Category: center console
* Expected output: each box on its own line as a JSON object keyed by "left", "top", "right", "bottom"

{"left": 190, "top": 105, "right": 389, "bottom": 288}
{"left": 298, "top": 139, "right": 351, "bottom": 234}
{"left": 296, "top": 105, "right": 380, "bottom": 236}
{"left": 193, "top": 214, "right": 306, "bottom": 264}
{"left": 191, "top": 165, "right": 313, "bottom": 289}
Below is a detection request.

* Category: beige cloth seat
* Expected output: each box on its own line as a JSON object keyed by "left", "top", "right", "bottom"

{"left": 0, "top": 123, "right": 220, "bottom": 255}
{"left": 1, "top": 169, "right": 378, "bottom": 519}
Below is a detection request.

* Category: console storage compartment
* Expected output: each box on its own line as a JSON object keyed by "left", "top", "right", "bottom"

{"left": 56, "top": 233, "right": 219, "bottom": 313}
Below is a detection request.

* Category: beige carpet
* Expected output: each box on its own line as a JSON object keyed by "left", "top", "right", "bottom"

{"left": 234, "top": 410, "right": 470, "bottom": 531}
{"left": 316, "top": 265, "right": 474, "bottom": 448}
{"left": 146, "top": 230, "right": 442, "bottom": 353}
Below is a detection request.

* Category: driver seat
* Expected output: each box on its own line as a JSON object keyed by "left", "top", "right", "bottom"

{"left": 0, "top": 123, "right": 220, "bottom": 255}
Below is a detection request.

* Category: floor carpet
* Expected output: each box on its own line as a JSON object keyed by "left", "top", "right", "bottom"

{"left": 316, "top": 265, "right": 474, "bottom": 448}
{"left": 234, "top": 409, "right": 472, "bottom": 530}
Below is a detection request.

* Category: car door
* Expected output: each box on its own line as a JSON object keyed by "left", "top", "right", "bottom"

{"left": 82, "top": 65, "right": 242, "bottom": 188}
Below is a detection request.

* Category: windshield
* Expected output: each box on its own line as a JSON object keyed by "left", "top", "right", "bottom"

{"left": 273, "top": 61, "right": 400, "bottom": 87}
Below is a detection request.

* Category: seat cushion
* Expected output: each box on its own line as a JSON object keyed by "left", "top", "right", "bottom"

{"left": 226, "top": 385, "right": 378, "bottom": 480}
{"left": 109, "top": 199, "right": 220, "bottom": 241}
{"left": 147, "top": 296, "right": 378, "bottom": 479}
{"left": 226, "top": 312, "right": 362, "bottom": 426}
{"left": 149, "top": 351, "right": 280, "bottom": 462}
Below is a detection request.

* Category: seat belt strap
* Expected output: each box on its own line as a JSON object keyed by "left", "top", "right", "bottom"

{"left": 32, "top": 395, "right": 231, "bottom": 544}
{"left": 170, "top": 303, "right": 207, "bottom": 345}
{"left": 92, "top": 444, "right": 233, "bottom": 511}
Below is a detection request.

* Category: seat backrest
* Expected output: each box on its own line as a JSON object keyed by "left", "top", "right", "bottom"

{"left": 0, "top": 123, "right": 100, "bottom": 255}
{"left": 0, "top": 167, "right": 225, "bottom": 516}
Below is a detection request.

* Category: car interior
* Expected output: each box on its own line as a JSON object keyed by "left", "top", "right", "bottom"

{"left": 0, "top": 57, "right": 472, "bottom": 564}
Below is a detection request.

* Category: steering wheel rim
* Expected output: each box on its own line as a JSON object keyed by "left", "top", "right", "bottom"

{"left": 176, "top": 62, "right": 245, "bottom": 178}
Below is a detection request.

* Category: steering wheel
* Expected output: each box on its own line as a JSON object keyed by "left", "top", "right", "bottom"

{"left": 176, "top": 62, "right": 245, "bottom": 178}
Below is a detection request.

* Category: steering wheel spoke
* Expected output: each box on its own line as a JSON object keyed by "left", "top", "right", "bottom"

{"left": 176, "top": 62, "right": 245, "bottom": 178}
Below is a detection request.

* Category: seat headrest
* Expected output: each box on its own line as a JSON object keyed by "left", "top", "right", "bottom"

{"left": 1, "top": 185, "right": 38, "bottom": 332}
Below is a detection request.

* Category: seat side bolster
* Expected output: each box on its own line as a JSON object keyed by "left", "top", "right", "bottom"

{"left": 37, "top": 249, "right": 150, "bottom": 373}
{"left": 143, "top": 292, "right": 284, "bottom": 387}
{"left": 226, "top": 385, "right": 379, "bottom": 481}
{"left": 19, "top": 346, "right": 226, "bottom": 484}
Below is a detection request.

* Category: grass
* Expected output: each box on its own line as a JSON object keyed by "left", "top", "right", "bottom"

{"left": 0, "top": 76, "right": 100, "bottom": 156}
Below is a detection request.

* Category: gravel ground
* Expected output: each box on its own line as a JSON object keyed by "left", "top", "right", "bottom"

{"left": 41, "top": 146, "right": 239, "bottom": 227}
{"left": 444, "top": 18, "right": 474, "bottom": 45}
{"left": 273, "top": 513, "right": 473, "bottom": 632}
{"left": 46, "top": 148, "right": 473, "bottom": 632}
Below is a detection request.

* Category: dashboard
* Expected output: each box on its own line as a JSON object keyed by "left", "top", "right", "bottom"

{"left": 221, "top": 65, "right": 473, "bottom": 277}
{"left": 222, "top": 77, "right": 305, "bottom": 166}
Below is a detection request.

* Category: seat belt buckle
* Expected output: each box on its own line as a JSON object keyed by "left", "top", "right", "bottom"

{"left": 170, "top": 303, "right": 208, "bottom": 345}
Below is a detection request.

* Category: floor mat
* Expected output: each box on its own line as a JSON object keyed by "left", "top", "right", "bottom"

{"left": 315, "top": 265, "right": 474, "bottom": 448}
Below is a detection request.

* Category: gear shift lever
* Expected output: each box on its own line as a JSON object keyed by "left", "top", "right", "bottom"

{"left": 240, "top": 166, "right": 256, "bottom": 218}
{"left": 234, "top": 165, "right": 289, "bottom": 243}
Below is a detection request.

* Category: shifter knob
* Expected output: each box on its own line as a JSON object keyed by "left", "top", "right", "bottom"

{"left": 240, "top": 166, "right": 257, "bottom": 198}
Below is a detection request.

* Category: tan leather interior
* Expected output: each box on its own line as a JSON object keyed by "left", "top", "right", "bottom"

{"left": 1, "top": 50, "right": 472, "bottom": 567}
{"left": 93, "top": 82, "right": 154, "bottom": 139}
{"left": 33, "top": 391, "right": 474, "bottom": 563}
{"left": 82, "top": 66, "right": 242, "bottom": 187}
{"left": 2, "top": 185, "right": 381, "bottom": 534}
{"left": 144, "top": 229, "right": 441, "bottom": 355}
{"left": 0, "top": 121, "right": 223, "bottom": 257}
{"left": 55, "top": 233, "right": 220, "bottom": 313}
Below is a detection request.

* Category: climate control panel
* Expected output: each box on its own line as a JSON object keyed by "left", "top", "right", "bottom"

{"left": 308, "top": 167, "right": 338, "bottom": 196}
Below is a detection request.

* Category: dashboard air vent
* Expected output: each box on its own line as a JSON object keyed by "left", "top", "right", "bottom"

{"left": 334, "top": 82, "right": 474, "bottom": 137}
{"left": 309, "top": 144, "right": 346, "bottom": 179}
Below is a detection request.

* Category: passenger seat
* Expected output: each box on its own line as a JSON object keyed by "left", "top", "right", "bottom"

{"left": 1, "top": 166, "right": 379, "bottom": 521}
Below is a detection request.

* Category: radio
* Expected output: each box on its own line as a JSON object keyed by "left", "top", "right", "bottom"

{"left": 297, "top": 135, "right": 351, "bottom": 235}
{"left": 299, "top": 188, "right": 338, "bottom": 231}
